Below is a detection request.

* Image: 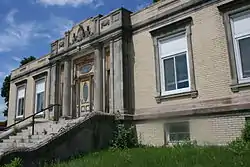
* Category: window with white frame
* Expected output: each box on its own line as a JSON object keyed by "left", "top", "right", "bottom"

{"left": 35, "top": 79, "right": 45, "bottom": 113}
{"left": 165, "top": 122, "right": 190, "bottom": 142}
{"left": 16, "top": 87, "right": 25, "bottom": 117}
{"left": 158, "top": 32, "right": 190, "bottom": 96}
{"left": 231, "top": 11, "right": 250, "bottom": 83}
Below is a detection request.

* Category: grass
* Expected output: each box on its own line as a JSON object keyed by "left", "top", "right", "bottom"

{"left": 48, "top": 146, "right": 250, "bottom": 167}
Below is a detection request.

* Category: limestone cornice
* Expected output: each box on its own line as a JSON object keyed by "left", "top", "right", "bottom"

{"left": 10, "top": 65, "right": 50, "bottom": 83}
{"left": 119, "top": 95, "right": 250, "bottom": 122}
{"left": 217, "top": 0, "right": 249, "bottom": 12}
{"left": 132, "top": 0, "right": 224, "bottom": 34}
{"left": 49, "top": 25, "right": 130, "bottom": 63}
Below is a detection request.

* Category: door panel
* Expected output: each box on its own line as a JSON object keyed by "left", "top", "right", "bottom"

{"left": 80, "top": 79, "right": 90, "bottom": 112}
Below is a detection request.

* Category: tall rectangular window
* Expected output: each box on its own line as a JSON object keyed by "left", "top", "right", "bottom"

{"left": 158, "top": 32, "right": 190, "bottom": 95}
{"left": 16, "top": 87, "right": 25, "bottom": 117}
{"left": 231, "top": 11, "right": 250, "bottom": 83}
{"left": 35, "top": 79, "right": 45, "bottom": 113}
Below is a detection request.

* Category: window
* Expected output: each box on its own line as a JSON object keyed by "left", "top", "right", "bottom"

{"left": 16, "top": 87, "right": 25, "bottom": 118}
{"left": 158, "top": 32, "right": 190, "bottom": 96}
{"left": 165, "top": 122, "right": 190, "bottom": 142}
{"left": 35, "top": 79, "right": 45, "bottom": 114}
{"left": 231, "top": 11, "right": 250, "bottom": 83}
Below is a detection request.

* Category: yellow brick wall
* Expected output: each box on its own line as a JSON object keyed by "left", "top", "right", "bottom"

{"left": 132, "top": 0, "right": 250, "bottom": 114}
{"left": 136, "top": 114, "right": 248, "bottom": 146}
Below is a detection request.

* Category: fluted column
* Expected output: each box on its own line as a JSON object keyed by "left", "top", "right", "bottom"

{"left": 94, "top": 44, "right": 103, "bottom": 112}
{"left": 62, "top": 57, "right": 71, "bottom": 117}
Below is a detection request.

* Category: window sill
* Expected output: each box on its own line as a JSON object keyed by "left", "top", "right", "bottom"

{"left": 231, "top": 82, "right": 250, "bottom": 92}
{"left": 15, "top": 116, "right": 24, "bottom": 121}
{"left": 35, "top": 112, "right": 45, "bottom": 118}
{"left": 155, "top": 90, "right": 198, "bottom": 103}
{"left": 166, "top": 140, "right": 191, "bottom": 146}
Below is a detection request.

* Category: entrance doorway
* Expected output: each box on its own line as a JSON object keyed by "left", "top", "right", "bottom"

{"left": 79, "top": 76, "right": 94, "bottom": 114}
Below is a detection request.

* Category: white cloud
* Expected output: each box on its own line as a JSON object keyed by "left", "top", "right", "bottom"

{"left": 93, "top": 0, "right": 103, "bottom": 8}
{"left": 136, "top": 2, "right": 150, "bottom": 11}
{"left": 0, "top": 9, "right": 40, "bottom": 52}
{"left": 0, "top": 72, "right": 5, "bottom": 78}
{"left": 48, "top": 14, "right": 74, "bottom": 36}
{"left": 12, "top": 56, "right": 21, "bottom": 62}
{"left": 0, "top": 103, "right": 6, "bottom": 111}
{"left": 0, "top": 9, "right": 74, "bottom": 53}
{"left": 5, "top": 9, "right": 18, "bottom": 25}
{"left": 37, "top": 0, "right": 95, "bottom": 7}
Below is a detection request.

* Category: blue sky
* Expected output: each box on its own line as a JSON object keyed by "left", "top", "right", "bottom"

{"left": 0, "top": 0, "right": 152, "bottom": 120}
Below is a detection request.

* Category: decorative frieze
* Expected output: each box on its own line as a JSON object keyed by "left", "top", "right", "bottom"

{"left": 112, "top": 13, "right": 120, "bottom": 23}
{"left": 70, "top": 24, "right": 94, "bottom": 46}
{"left": 101, "top": 19, "right": 110, "bottom": 29}
{"left": 51, "top": 42, "right": 58, "bottom": 55}
{"left": 58, "top": 39, "right": 65, "bottom": 52}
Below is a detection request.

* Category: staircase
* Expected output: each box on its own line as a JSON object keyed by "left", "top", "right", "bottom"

{"left": 0, "top": 120, "right": 57, "bottom": 154}
{"left": 0, "top": 111, "right": 115, "bottom": 166}
{"left": 0, "top": 113, "right": 91, "bottom": 156}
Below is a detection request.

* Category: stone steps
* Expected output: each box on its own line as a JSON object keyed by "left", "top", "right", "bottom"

{"left": 9, "top": 134, "right": 46, "bottom": 140}
{"left": 0, "top": 115, "right": 92, "bottom": 156}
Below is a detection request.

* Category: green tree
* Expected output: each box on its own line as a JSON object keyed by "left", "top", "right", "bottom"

{"left": 1, "top": 56, "right": 36, "bottom": 116}
{"left": 20, "top": 56, "right": 36, "bottom": 66}
{"left": 153, "top": 0, "right": 159, "bottom": 3}
{"left": 1, "top": 75, "right": 10, "bottom": 116}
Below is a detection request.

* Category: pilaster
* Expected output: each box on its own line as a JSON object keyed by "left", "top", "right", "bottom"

{"left": 62, "top": 57, "right": 71, "bottom": 118}
{"left": 113, "top": 37, "right": 124, "bottom": 113}
{"left": 93, "top": 43, "right": 103, "bottom": 112}
{"left": 109, "top": 40, "right": 114, "bottom": 113}
{"left": 49, "top": 61, "right": 60, "bottom": 121}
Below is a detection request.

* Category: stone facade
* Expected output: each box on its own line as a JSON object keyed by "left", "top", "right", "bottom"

{"left": 7, "top": 0, "right": 250, "bottom": 146}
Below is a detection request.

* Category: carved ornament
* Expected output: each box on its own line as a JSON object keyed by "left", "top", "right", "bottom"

{"left": 101, "top": 19, "right": 110, "bottom": 29}
{"left": 70, "top": 25, "right": 93, "bottom": 45}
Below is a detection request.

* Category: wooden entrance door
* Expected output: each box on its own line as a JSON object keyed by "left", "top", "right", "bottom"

{"left": 79, "top": 76, "right": 93, "bottom": 113}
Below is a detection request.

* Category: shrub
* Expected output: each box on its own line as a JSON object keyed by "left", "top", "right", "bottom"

{"left": 228, "top": 138, "right": 250, "bottom": 155}
{"left": 4, "top": 158, "right": 22, "bottom": 167}
{"left": 242, "top": 121, "right": 250, "bottom": 142}
{"left": 111, "top": 123, "right": 138, "bottom": 149}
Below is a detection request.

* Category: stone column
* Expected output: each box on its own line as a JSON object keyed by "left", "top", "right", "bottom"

{"left": 109, "top": 40, "right": 114, "bottom": 113}
{"left": 62, "top": 57, "right": 71, "bottom": 118}
{"left": 113, "top": 38, "right": 124, "bottom": 113}
{"left": 49, "top": 61, "right": 60, "bottom": 121}
{"left": 71, "top": 63, "right": 76, "bottom": 118}
{"left": 94, "top": 44, "right": 103, "bottom": 112}
{"left": 102, "top": 47, "right": 106, "bottom": 112}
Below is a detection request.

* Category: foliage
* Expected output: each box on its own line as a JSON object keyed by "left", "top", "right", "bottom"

{"left": 110, "top": 123, "right": 138, "bottom": 149}
{"left": 242, "top": 121, "right": 250, "bottom": 142}
{"left": 228, "top": 138, "right": 250, "bottom": 155}
{"left": 3, "top": 158, "right": 22, "bottom": 167}
{"left": 0, "top": 56, "right": 36, "bottom": 116}
{"left": 227, "top": 121, "right": 250, "bottom": 155}
{"left": 19, "top": 56, "right": 36, "bottom": 67}
{"left": 153, "top": 0, "right": 160, "bottom": 3}
{"left": 1, "top": 75, "right": 10, "bottom": 116}
{"left": 49, "top": 146, "right": 250, "bottom": 167}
